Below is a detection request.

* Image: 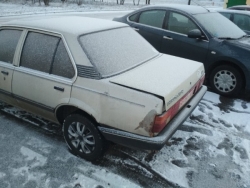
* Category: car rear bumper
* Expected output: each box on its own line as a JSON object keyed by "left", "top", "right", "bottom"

{"left": 98, "top": 85, "right": 207, "bottom": 150}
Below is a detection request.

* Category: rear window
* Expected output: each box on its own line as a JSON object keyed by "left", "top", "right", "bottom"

{"left": 79, "top": 27, "right": 158, "bottom": 77}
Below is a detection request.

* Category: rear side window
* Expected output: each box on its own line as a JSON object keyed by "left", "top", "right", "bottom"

{"left": 51, "top": 40, "right": 75, "bottom": 78}
{"left": 138, "top": 10, "right": 166, "bottom": 28}
{"left": 0, "top": 29, "right": 22, "bottom": 64}
{"left": 21, "top": 32, "right": 74, "bottom": 78}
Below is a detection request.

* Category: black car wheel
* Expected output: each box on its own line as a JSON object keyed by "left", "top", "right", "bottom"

{"left": 210, "top": 65, "right": 243, "bottom": 96}
{"left": 63, "top": 114, "right": 106, "bottom": 161}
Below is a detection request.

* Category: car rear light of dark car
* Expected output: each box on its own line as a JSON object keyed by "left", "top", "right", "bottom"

{"left": 152, "top": 75, "right": 205, "bottom": 133}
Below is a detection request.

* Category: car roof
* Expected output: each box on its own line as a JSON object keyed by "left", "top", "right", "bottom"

{"left": 218, "top": 9, "right": 250, "bottom": 15}
{"left": 137, "top": 4, "right": 211, "bottom": 15}
{"left": 2, "top": 16, "right": 128, "bottom": 35}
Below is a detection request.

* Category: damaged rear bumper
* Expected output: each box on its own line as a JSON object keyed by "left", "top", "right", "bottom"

{"left": 98, "top": 85, "right": 207, "bottom": 150}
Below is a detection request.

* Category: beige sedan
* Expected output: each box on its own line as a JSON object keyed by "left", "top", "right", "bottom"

{"left": 0, "top": 16, "right": 206, "bottom": 161}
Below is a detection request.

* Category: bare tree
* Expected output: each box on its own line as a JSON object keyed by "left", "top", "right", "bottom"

{"left": 44, "top": 0, "right": 49, "bottom": 6}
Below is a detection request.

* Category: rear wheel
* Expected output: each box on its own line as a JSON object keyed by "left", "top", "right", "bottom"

{"left": 63, "top": 114, "right": 105, "bottom": 161}
{"left": 210, "top": 65, "right": 242, "bottom": 96}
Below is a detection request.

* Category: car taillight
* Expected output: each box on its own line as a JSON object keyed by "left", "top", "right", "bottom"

{"left": 152, "top": 75, "right": 205, "bottom": 134}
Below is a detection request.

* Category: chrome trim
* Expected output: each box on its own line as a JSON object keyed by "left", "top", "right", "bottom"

{"left": 14, "top": 67, "right": 73, "bottom": 85}
{"left": 73, "top": 85, "right": 145, "bottom": 107}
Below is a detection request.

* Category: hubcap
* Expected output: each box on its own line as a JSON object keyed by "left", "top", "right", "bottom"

{"left": 68, "top": 122, "right": 95, "bottom": 154}
{"left": 214, "top": 70, "right": 237, "bottom": 93}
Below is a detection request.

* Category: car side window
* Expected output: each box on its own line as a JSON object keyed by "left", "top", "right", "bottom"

{"left": 233, "top": 14, "right": 250, "bottom": 31}
{"left": 51, "top": 40, "right": 75, "bottom": 79}
{"left": 220, "top": 12, "right": 231, "bottom": 19}
{"left": 129, "top": 13, "right": 139, "bottom": 22}
{"left": 21, "top": 32, "right": 60, "bottom": 73}
{"left": 0, "top": 29, "right": 22, "bottom": 64}
{"left": 138, "top": 10, "right": 166, "bottom": 28}
{"left": 167, "top": 12, "right": 198, "bottom": 35}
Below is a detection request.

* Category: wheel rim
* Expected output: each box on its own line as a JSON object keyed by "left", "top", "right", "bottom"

{"left": 68, "top": 122, "right": 95, "bottom": 154}
{"left": 214, "top": 70, "right": 237, "bottom": 93}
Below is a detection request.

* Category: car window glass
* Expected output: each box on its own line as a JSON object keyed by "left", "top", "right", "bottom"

{"left": 129, "top": 13, "right": 139, "bottom": 22}
{"left": 167, "top": 12, "right": 198, "bottom": 35}
{"left": 0, "top": 29, "right": 22, "bottom": 64}
{"left": 79, "top": 27, "right": 158, "bottom": 77}
{"left": 220, "top": 12, "right": 231, "bottom": 19}
{"left": 138, "top": 10, "right": 166, "bottom": 28}
{"left": 51, "top": 40, "right": 75, "bottom": 78}
{"left": 233, "top": 14, "right": 250, "bottom": 31}
{"left": 21, "top": 32, "right": 60, "bottom": 73}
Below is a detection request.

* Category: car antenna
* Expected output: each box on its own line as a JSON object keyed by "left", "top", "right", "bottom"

{"left": 189, "top": 0, "right": 210, "bottom": 12}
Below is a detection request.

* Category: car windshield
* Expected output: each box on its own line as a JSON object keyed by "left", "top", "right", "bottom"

{"left": 194, "top": 12, "right": 246, "bottom": 39}
{"left": 79, "top": 27, "right": 158, "bottom": 78}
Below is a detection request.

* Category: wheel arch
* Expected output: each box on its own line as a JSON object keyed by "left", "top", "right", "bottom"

{"left": 55, "top": 104, "right": 99, "bottom": 126}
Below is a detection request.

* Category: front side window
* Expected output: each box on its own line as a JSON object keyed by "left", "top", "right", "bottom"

{"left": 0, "top": 29, "right": 22, "bottom": 64}
{"left": 167, "top": 12, "right": 198, "bottom": 35}
{"left": 79, "top": 27, "right": 158, "bottom": 77}
{"left": 138, "top": 10, "right": 166, "bottom": 28}
{"left": 233, "top": 14, "right": 250, "bottom": 31}
{"left": 129, "top": 13, "right": 139, "bottom": 22}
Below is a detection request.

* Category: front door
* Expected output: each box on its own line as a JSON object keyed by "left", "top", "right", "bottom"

{"left": 12, "top": 31, "right": 76, "bottom": 122}
{"left": 0, "top": 29, "right": 22, "bottom": 106}
{"left": 161, "top": 11, "right": 209, "bottom": 63}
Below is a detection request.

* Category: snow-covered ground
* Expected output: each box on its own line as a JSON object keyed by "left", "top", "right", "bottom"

{"left": 1, "top": 91, "right": 250, "bottom": 188}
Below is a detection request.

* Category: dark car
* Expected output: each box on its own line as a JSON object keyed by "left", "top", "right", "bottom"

{"left": 113, "top": 5, "right": 250, "bottom": 97}
{"left": 218, "top": 9, "right": 250, "bottom": 34}
{"left": 228, "top": 5, "right": 250, "bottom": 11}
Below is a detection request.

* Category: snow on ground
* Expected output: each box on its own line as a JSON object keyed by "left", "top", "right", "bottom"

{"left": 1, "top": 91, "right": 250, "bottom": 188}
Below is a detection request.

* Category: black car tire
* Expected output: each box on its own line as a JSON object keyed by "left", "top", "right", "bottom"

{"left": 210, "top": 65, "right": 243, "bottom": 96}
{"left": 63, "top": 114, "right": 106, "bottom": 161}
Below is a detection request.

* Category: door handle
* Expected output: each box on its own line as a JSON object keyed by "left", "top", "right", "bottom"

{"left": 133, "top": 27, "right": 139, "bottom": 31}
{"left": 163, "top": 36, "right": 173, "bottom": 40}
{"left": 1, "top": 71, "right": 9, "bottom": 75}
{"left": 54, "top": 86, "right": 64, "bottom": 92}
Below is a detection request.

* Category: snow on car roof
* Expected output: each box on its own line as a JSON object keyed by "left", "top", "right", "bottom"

{"left": 2, "top": 16, "right": 128, "bottom": 35}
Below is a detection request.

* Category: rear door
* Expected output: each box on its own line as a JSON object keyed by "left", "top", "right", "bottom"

{"left": 129, "top": 9, "right": 166, "bottom": 51}
{"left": 12, "top": 31, "right": 76, "bottom": 122}
{"left": 0, "top": 29, "right": 22, "bottom": 105}
{"left": 161, "top": 11, "right": 209, "bottom": 63}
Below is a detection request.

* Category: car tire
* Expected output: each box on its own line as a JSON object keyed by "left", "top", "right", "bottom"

{"left": 63, "top": 114, "right": 106, "bottom": 161}
{"left": 210, "top": 65, "right": 243, "bottom": 96}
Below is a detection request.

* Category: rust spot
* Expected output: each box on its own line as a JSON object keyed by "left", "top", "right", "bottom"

{"left": 135, "top": 110, "right": 157, "bottom": 137}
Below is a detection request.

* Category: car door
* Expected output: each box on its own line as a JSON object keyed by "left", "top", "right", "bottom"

{"left": 129, "top": 9, "right": 166, "bottom": 51}
{"left": 232, "top": 13, "right": 250, "bottom": 34}
{"left": 12, "top": 31, "right": 76, "bottom": 122}
{"left": 0, "top": 29, "right": 22, "bottom": 106}
{"left": 161, "top": 11, "right": 209, "bottom": 63}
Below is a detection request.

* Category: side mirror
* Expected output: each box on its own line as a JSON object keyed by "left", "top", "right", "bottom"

{"left": 188, "top": 29, "right": 202, "bottom": 39}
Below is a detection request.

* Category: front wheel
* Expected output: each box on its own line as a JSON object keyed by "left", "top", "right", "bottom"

{"left": 63, "top": 114, "right": 106, "bottom": 161}
{"left": 210, "top": 65, "right": 243, "bottom": 96}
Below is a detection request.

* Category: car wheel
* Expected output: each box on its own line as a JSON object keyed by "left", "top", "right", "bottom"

{"left": 63, "top": 114, "right": 105, "bottom": 161}
{"left": 210, "top": 65, "right": 242, "bottom": 96}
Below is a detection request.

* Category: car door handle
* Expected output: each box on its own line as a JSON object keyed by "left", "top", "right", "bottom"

{"left": 54, "top": 86, "right": 64, "bottom": 92}
{"left": 1, "top": 71, "right": 9, "bottom": 75}
{"left": 163, "top": 36, "right": 173, "bottom": 40}
{"left": 133, "top": 27, "right": 139, "bottom": 31}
